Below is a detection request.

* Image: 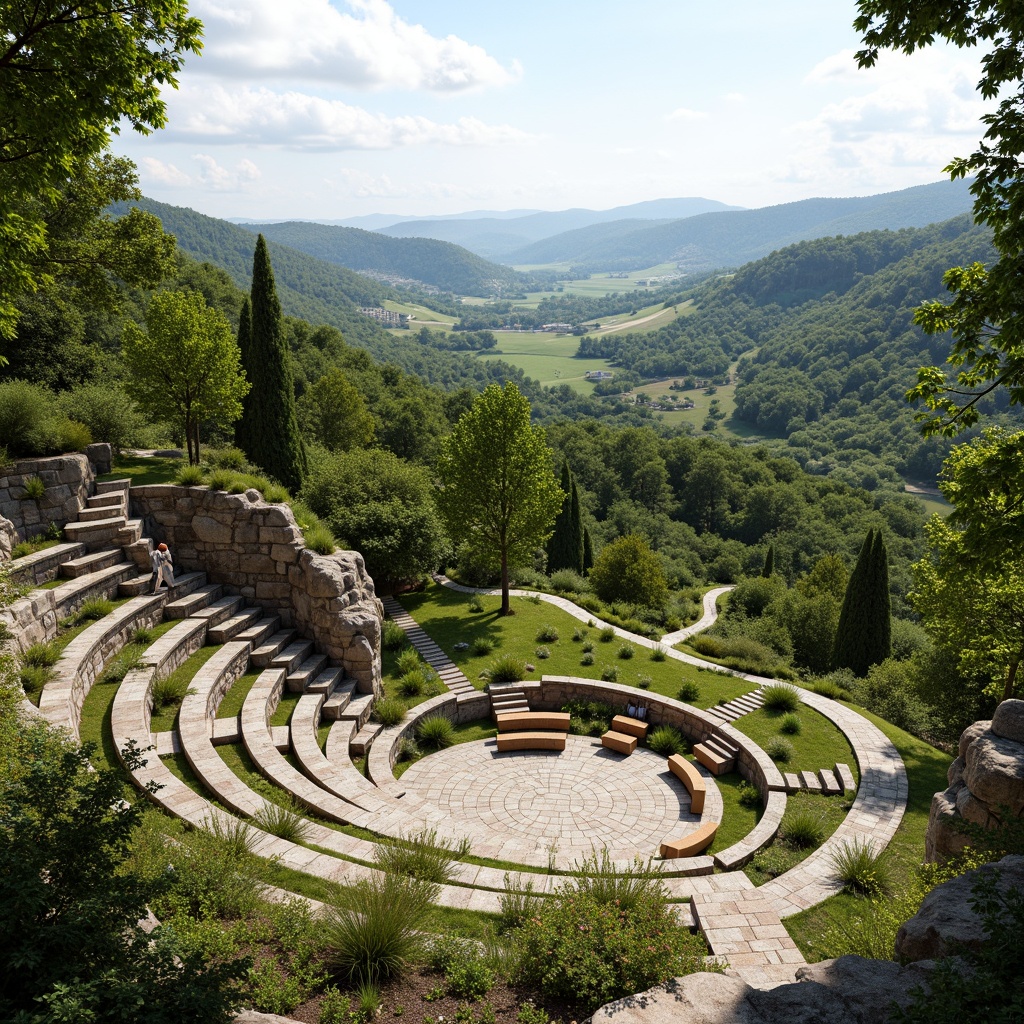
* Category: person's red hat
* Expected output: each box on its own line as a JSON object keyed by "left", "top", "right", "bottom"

{"left": 158, "top": 543, "right": 168, "bottom": 551}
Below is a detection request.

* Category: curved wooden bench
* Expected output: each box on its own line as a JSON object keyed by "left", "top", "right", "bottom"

{"left": 667, "top": 753, "right": 706, "bottom": 815}
{"left": 496, "top": 711, "right": 569, "bottom": 733}
{"left": 611, "top": 714, "right": 648, "bottom": 739}
{"left": 661, "top": 820, "right": 717, "bottom": 859}
{"left": 496, "top": 730, "right": 566, "bottom": 752}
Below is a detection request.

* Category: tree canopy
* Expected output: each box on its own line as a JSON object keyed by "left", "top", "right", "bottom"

{"left": 435, "top": 382, "right": 564, "bottom": 614}
{"left": 588, "top": 533, "right": 668, "bottom": 608}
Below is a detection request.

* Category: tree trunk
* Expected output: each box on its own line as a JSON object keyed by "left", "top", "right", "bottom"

{"left": 192, "top": 420, "right": 201, "bottom": 467}
{"left": 1004, "top": 655, "right": 1021, "bottom": 703}
{"left": 185, "top": 412, "right": 196, "bottom": 464}
{"left": 500, "top": 540, "right": 511, "bottom": 616}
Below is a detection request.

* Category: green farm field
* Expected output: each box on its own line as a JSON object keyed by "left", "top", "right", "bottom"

{"left": 382, "top": 298, "right": 456, "bottom": 326}
{"left": 475, "top": 332, "right": 613, "bottom": 392}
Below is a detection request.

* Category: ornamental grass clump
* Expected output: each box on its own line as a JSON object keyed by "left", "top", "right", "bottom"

{"left": 647, "top": 725, "right": 686, "bottom": 756}
{"left": 760, "top": 683, "right": 800, "bottom": 713}
{"left": 253, "top": 798, "right": 313, "bottom": 844}
{"left": 677, "top": 681, "right": 700, "bottom": 702}
{"left": 417, "top": 714, "right": 454, "bottom": 750}
{"left": 781, "top": 809, "right": 826, "bottom": 849}
{"left": 487, "top": 654, "right": 528, "bottom": 683}
{"left": 765, "top": 737, "right": 795, "bottom": 763}
{"left": 831, "top": 838, "right": 891, "bottom": 896}
{"left": 372, "top": 697, "right": 406, "bottom": 727}
{"left": 535, "top": 624, "right": 559, "bottom": 643}
{"left": 779, "top": 712, "right": 802, "bottom": 735}
{"left": 395, "top": 649, "right": 421, "bottom": 675}
{"left": 374, "top": 828, "right": 468, "bottom": 886}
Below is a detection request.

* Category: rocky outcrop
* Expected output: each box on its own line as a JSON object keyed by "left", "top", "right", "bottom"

{"left": 130, "top": 484, "right": 383, "bottom": 693}
{"left": 926, "top": 701, "right": 1024, "bottom": 862}
{"left": 0, "top": 453, "right": 94, "bottom": 547}
{"left": 895, "top": 854, "right": 1024, "bottom": 961}
{"left": 0, "top": 513, "right": 15, "bottom": 561}
{"left": 591, "top": 956, "right": 938, "bottom": 1024}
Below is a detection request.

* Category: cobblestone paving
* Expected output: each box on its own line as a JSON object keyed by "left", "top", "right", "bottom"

{"left": 401, "top": 734, "right": 723, "bottom": 861}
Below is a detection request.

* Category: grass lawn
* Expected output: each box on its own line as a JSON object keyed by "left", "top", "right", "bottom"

{"left": 150, "top": 644, "right": 222, "bottom": 732}
{"left": 217, "top": 668, "right": 263, "bottom": 719}
{"left": 397, "top": 582, "right": 751, "bottom": 708}
{"left": 98, "top": 454, "right": 181, "bottom": 486}
{"left": 475, "top": 332, "right": 611, "bottom": 393}
{"left": 393, "top": 719, "right": 497, "bottom": 779}
{"left": 782, "top": 706, "right": 950, "bottom": 960}
{"left": 732, "top": 705, "right": 859, "bottom": 782}
{"left": 707, "top": 771, "right": 761, "bottom": 855}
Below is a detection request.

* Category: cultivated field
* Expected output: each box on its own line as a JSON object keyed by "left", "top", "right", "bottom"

{"left": 475, "top": 332, "right": 613, "bottom": 391}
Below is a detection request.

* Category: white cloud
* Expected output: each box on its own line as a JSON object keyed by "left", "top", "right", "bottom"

{"left": 191, "top": 0, "right": 520, "bottom": 92}
{"left": 163, "top": 84, "right": 532, "bottom": 150}
{"left": 666, "top": 107, "right": 708, "bottom": 122}
{"left": 139, "top": 157, "right": 191, "bottom": 186}
{"left": 193, "top": 154, "right": 263, "bottom": 191}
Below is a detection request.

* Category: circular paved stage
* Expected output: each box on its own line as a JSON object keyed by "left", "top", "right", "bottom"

{"left": 400, "top": 734, "right": 723, "bottom": 860}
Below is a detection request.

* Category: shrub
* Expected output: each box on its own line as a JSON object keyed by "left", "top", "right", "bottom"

{"left": 208, "top": 445, "right": 249, "bottom": 471}
{"left": 398, "top": 671, "right": 424, "bottom": 698}
{"left": 779, "top": 713, "right": 802, "bottom": 735}
{"left": 175, "top": 464, "right": 206, "bottom": 485}
{"left": 318, "top": 986, "right": 351, "bottom": 1024}
{"left": 831, "top": 838, "right": 891, "bottom": 896}
{"left": 253, "top": 798, "right": 313, "bottom": 843}
{"left": 580, "top": 652, "right": 595, "bottom": 666}
{"left": 534, "top": 646, "right": 550, "bottom": 660}
{"left": 304, "top": 521, "right": 336, "bottom": 555}
{"left": 468, "top": 596, "right": 484, "bottom": 613}
{"left": 151, "top": 673, "right": 191, "bottom": 711}
{"left": 636, "top": 674, "right": 652, "bottom": 689}
{"left": 509, "top": 852, "right": 711, "bottom": 1008}
{"left": 677, "top": 681, "right": 700, "bottom": 702}
{"left": 765, "top": 737, "right": 795, "bottom": 763}
{"left": 417, "top": 715, "right": 454, "bottom": 750}
{"left": 324, "top": 872, "right": 434, "bottom": 984}
{"left": 382, "top": 620, "right": 408, "bottom": 651}
{"left": 470, "top": 637, "right": 495, "bottom": 657}
{"left": 19, "top": 664, "right": 51, "bottom": 697}
{"left": 374, "top": 828, "right": 468, "bottom": 886}
{"left": 76, "top": 597, "right": 113, "bottom": 622}
{"left": 737, "top": 781, "right": 762, "bottom": 809}
{"left": 206, "top": 469, "right": 234, "bottom": 491}
{"left": 21, "top": 476, "right": 45, "bottom": 501}
{"left": 647, "top": 726, "right": 686, "bottom": 756}
{"left": 373, "top": 697, "right": 406, "bottom": 727}
{"left": 581, "top": 640, "right": 595, "bottom": 653}
{"left": 21, "top": 642, "right": 60, "bottom": 668}
{"left": 598, "top": 626, "right": 615, "bottom": 642}
{"left": 498, "top": 874, "right": 542, "bottom": 933}
{"left": 396, "top": 737, "right": 420, "bottom": 763}
{"left": 572, "top": 627, "right": 588, "bottom": 642}
{"left": 548, "top": 569, "right": 589, "bottom": 594}
{"left": 760, "top": 683, "right": 800, "bottom": 713}
{"left": 427, "top": 935, "right": 494, "bottom": 998}
{"left": 535, "top": 624, "right": 559, "bottom": 643}
{"left": 650, "top": 644, "right": 667, "bottom": 662}
{"left": 487, "top": 654, "right": 528, "bottom": 683}
{"left": 617, "top": 643, "right": 635, "bottom": 660}
{"left": 395, "top": 649, "right": 421, "bottom": 675}
{"left": 781, "top": 809, "right": 826, "bottom": 849}
{"left": 600, "top": 665, "right": 618, "bottom": 682}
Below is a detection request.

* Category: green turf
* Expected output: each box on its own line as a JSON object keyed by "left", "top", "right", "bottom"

{"left": 397, "top": 582, "right": 749, "bottom": 707}
{"left": 271, "top": 689, "right": 301, "bottom": 727}
{"left": 732, "top": 705, "right": 859, "bottom": 781}
{"left": 393, "top": 719, "right": 497, "bottom": 779}
{"left": 216, "top": 668, "right": 263, "bottom": 719}
{"left": 97, "top": 454, "right": 181, "bottom": 486}
{"left": 706, "top": 771, "right": 762, "bottom": 855}
{"left": 150, "top": 644, "right": 221, "bottom": 732}
{"left": 475, "top": 332, "right": 612, "bottom": 392}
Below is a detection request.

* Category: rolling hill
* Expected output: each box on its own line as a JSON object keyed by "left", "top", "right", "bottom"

{"left": 506, "top": 179, "right": 977, "bottom": 271}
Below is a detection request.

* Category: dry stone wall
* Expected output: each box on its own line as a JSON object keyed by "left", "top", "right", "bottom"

{"left": 0, "top": 452, "right": 96, "bottom": 546}
{"left": 926, "top": 699, "right": 1024, "bottom": 862}
{"left": 129, "top": 484, "right": 384, "bottom": 693}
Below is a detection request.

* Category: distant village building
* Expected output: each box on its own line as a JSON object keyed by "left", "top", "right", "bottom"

{"left": 539, "top": 323, "right": 574, "bottom": 333}
{"left": 360, "top": 307, "right": 409, "bottom": 327}
{"left": 584, "top": 370, "right": 614, "bottom": 380}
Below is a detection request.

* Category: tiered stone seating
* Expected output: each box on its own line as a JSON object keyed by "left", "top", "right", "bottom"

{"left": 9, "top": 542, "right": 86, "bottom": 586}
{"left": 693, "top": 732, "right": 739, "bottom": 774}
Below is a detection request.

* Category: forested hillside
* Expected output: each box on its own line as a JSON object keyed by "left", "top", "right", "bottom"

{"left": 508, "top": 178, "right": 975, "bottom": 270}
{"left": 246, "top": 221, "right": 536, "bottom": 296}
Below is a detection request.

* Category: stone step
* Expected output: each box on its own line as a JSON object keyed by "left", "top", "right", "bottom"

{"left": 250, "top": 630, "right": 297, "bottom": 668}
{"left": 119, "top": 568, "right": 207, "bottom": 599}
{"left": 63, "top": 516, "right": 127, "bottom": 546}
{"left": 307, "top": 665, "right": 344, "bottom": 695}
{"left": 493, "top": 700, "right": 530, "bottom": 720}
{"left": 86, "top": 492, "right": 124, "bottom": 510}
{"left": 94, "top": 478, "right": 131, "bottom": 495}
{"left": 124, "top": 538, "right": 153, "bottom": 570}
{"left": 59, "top": 547, "right": 125, "bottom": 578}
{"left": 784, "top": 772, "right": 802, "bottom": 793}
{"left": 322, "top": 679, "right": 357, "bottom": 720}
{"left": 835, "top": 763, "right": 856, "bottom": 795}
{"left": 118, "top": 573, "right": 159, "bottom": 597}
{"left": 703, "top": 734, "right": 739, "bottom": 759}
{"left": 799, "top": 770, "right": 823, "bottom": 793}
{"left": 189, "top": 594, "right": 244, "bottom": 628}
{"left": 286, "top": 653, "right": 328, "bottom": 693}
{"left": 116, "top": 519, "right": 143, "bottom": 545}
{"left": 234, "top": 616, "right": 282, "bottom": 649}
{"left": 337, "top": 689, "right": 373, "bottom": 728}
{"left": 207, "top": 607, "right": 263, "bottom": 644}
{"left": 693, "top": 741, "right": 735, "bottom": 775}
{"left": 212, "top": 717, "right": 241, "bottom": 745}
{"left": 76, "top": 504, "right": 123, "bottom": 523}
{"left": 269, "top": 639, "right": 314, "bottom": 675}
{"left": 350, "top": 722, "right": 383, "bottom": 757}
{"left": 818, "top": 768, "right": 843, "bottom": 796}
{"left": 163, "top": 584, "right": 223, "bottom": 619}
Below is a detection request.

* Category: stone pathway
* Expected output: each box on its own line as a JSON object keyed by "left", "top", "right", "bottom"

{"left": 381, "top": 596, "right": 476, "bottom": 696}
{"left": 661, "top": 586, "right": 736, "bottom": 646}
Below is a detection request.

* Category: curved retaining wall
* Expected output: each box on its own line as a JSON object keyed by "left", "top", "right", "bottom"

{"left": 129, "top": 484, "right": 384, "bottom": 693}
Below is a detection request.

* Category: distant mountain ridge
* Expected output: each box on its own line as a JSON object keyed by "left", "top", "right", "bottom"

{"left": 507, "top": 179, "right": 977, "bottom": 271}
{"left": 242, "top": 220, "right": 533, "bottom": 296}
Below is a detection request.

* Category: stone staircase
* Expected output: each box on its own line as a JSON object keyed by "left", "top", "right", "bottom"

{"left": 489, "top": 683, "right": 530, "bottom": 722}
{"left": 704, "top": 689, "right": 765, "bottom": 724}
{"left": 694, "top": 732, "right": 740, "bottom": 774}
{"left": 781, "top": 762, "right": 856, "bottom": 796}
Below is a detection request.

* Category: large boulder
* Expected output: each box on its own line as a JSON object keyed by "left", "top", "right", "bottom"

{"left": 0, "top": 513, "right": 15, "bottom": 561}
{"left": 895, "top": 854, "right": 1024, "bottom": 962}
{"left": 591, "top": 957, "right": 938, "bottom": 1024}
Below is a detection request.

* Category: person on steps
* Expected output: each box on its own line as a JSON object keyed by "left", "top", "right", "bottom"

{"left": 151, "top": 542, "right": 174, "bottom": 593}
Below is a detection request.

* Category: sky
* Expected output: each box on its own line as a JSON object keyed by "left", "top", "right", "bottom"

{"left": 110, "top": 0, "right": 991, "bottom": 222}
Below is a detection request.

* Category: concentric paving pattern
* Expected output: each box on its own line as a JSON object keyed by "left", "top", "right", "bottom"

{"left": 400, "top": 734, "right": 723, "bottom": 860}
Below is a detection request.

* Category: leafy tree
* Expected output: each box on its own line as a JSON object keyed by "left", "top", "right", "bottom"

{"left": 854, "top": 2, "right": 1024, "bottom": 434}
{"left": 297, "top": 367, "right": 374, "bottom": 452}
{"left": 0, "top": 0, "right": 201, "bottom": 341}
{"left": 546, "top": 460, "right": 585, "bottom": 574}
{"left": 302, "top": 447, "right": 448, "bottom": 590}
{"left": 122, "top": 290, "right": 249, "bottom": 465}
{"left": 435, "top": 382, "right": 564, "bottom": 615}
{"left": 0, "top": 720, "right": 246, "bottom": 1023}
{"left": 762, "top": 543, "right": 775, "bottom": 578}
{"left": 833, "top": 528, "right": 891, "bottom": 676}
{"left": 589, "top": 534, "right": 669, "bottom": 608}
{"left": 237, "top": 235, "right": 307, "bottom": 491}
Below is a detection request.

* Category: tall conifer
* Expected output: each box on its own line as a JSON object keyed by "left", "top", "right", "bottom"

{"left": 583, "top": 526, "right": 594, "bottom": 573}
{"left": 239, "top": 235, "right": 306, "bottom": 492}
{"left": 833, "top": 528, "right": 890, "bottom": 676}
{"left": 546, "top": 461, "right": 584, "bottom": 573}
{"left": 762, "top": 543, "right": 775, "bottom": 578}
{"left": 568, "top": 478, "right": 584, "bottom": 570}
{"left": 234, "top": 296, "right": 254, "bottom": 453}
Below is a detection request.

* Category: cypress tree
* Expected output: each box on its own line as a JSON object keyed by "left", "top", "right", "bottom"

{"left": 234, "top": 296, "right": 254, "bottom": 453}
{"left": 762, "top": 543, "right": 775, "bottom": 578}
{"left": 833, "top": 529, "right": 890, "bottom": 676}
{"left": 583, "top": 526, "right": 594, "bottom": 573}
{"left": 240, "top": 236, "right": 306, "bottom": 492}
{"left": 546, "top": 461, "right": 584, "bottom": 574}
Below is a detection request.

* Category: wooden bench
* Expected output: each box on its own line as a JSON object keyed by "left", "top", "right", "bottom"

{"left": 660, "top": 820, "right": 718, "bottom": 858}
{"left": 601, "top": 730, "right": 637, "bottom": 755}
{"left": 667, "top": 753, "right": 706, "bottom": 814}
{"left": 496, "top": 730, "right": 567, "bottom": 752}
{"left": 496, "top": 711, "right": 570, "bottom": 733}
{"left": 612, "top": 714, "right": 649, "bottom": 739}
